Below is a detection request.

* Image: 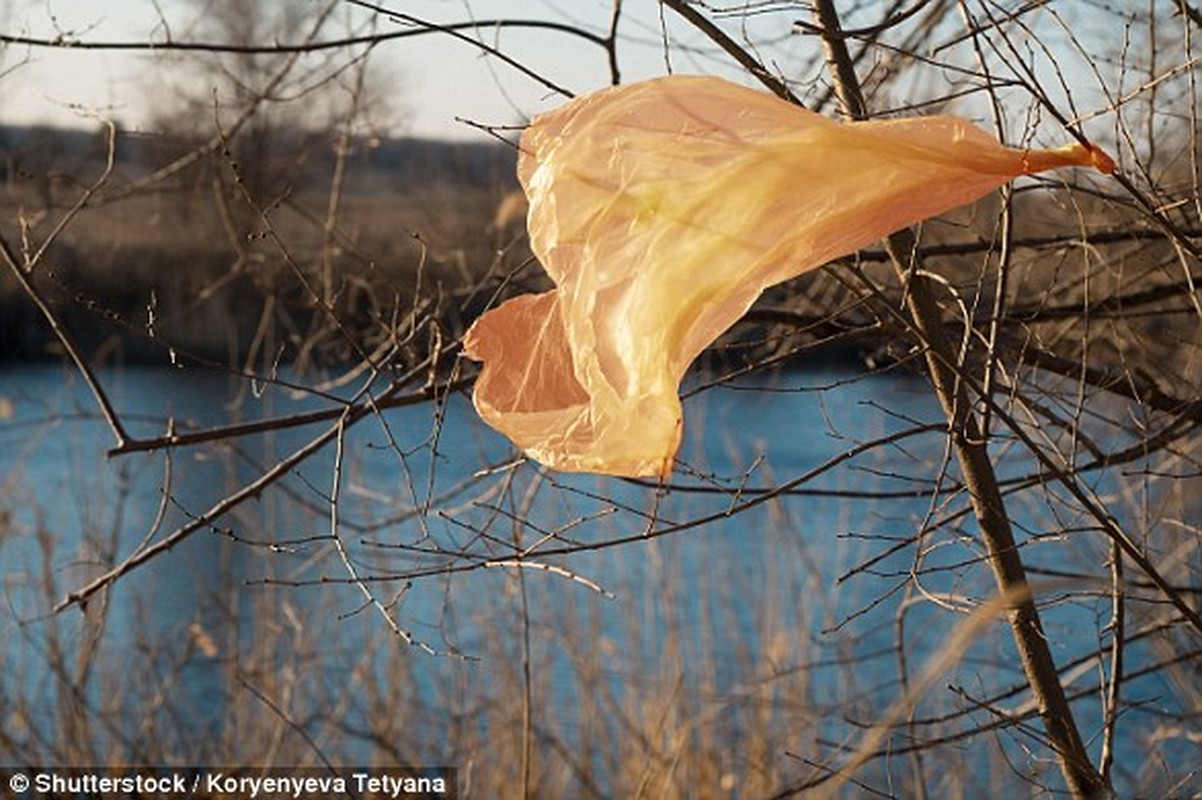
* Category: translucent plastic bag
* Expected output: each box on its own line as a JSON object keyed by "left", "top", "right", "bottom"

{"left": 464, "top": 75, "right": 1114, "bottom": 477}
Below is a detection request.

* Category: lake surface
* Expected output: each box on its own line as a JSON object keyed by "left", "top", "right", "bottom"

{"left": 0, "top": 360, "right": 1190, "bottom": 796}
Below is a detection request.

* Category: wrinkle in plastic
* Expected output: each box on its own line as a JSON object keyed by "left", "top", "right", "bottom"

{"left": 463, "top": 75, "right": 1115, "bottom": 478}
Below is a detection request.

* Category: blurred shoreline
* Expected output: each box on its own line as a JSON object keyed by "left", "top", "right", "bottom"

{"left": 1, "top": 124, "right": 519, "bottom": 364}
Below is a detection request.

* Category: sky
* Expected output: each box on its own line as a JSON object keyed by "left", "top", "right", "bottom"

{"left": 1, "top": 0, "right": 1139, "bottom": 150}
{"left": 0, "top": 0, "right": 781, "bottom": 140}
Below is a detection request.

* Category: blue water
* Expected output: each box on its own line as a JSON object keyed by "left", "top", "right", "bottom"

{"left": 0, "top": 361, "right": 1193, "bottom": 795}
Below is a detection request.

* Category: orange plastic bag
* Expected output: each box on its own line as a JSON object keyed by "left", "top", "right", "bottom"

{"left": 464, "top": 75, "right": 1114, "bottom": 477}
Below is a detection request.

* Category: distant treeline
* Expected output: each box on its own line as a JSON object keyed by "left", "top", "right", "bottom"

{"left": 0, "top": 123, "right": 519, "bottom": 196}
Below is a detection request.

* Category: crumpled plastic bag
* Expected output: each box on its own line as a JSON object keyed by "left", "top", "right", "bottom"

{"left": 464, "top": 75, "right": 1115, "bottom": 478}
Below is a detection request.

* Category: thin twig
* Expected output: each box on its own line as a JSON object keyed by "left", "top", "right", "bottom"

{"left": 327, "top": 411, "right": 444, "bottom": 657}
{"left": 0, "top": 122, "right": 128, "bottom": 449}
{"left": 658, "top": 0, "right": 800, "bottom": 103}
{"left": 1099, "top": 542, "right": 1125, "bottom": 782}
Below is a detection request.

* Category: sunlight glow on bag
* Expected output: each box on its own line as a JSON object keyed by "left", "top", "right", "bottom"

{"left": 463, "top": 75, "right": 1115, "bottom": 478}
